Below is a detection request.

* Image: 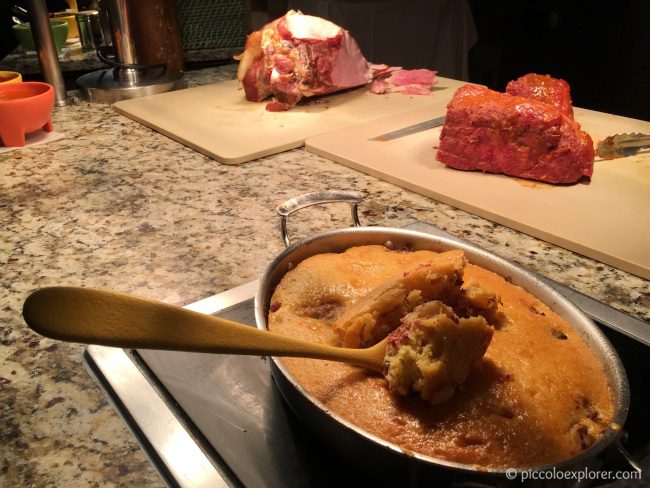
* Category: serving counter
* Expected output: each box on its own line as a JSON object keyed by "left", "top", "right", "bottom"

{"left": 1, "top": 65, "right": 648, "bottom": 486}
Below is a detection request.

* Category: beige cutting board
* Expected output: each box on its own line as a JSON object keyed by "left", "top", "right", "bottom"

{"left": 112, "top": 77, "right": 467, "bottom": 165}
{"left": 305, "top": 106, "right": 650, "bottom": 279}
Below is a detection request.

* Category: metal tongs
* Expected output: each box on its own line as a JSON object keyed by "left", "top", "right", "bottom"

{"left": 596, "top": 133, "right": 650, "bottom": 159}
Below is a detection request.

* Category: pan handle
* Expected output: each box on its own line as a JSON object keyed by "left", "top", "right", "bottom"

{"left": 611, "top": 438, "right": 645, "bottom": 479}
{"left": 277, "top": 191, "right": 363, "bottom": 247}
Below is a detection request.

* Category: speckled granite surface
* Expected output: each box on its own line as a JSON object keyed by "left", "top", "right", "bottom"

{"left": 1, "top": 65, "right": 648, "bottom": 487}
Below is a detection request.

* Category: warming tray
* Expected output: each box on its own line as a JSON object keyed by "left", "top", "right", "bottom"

{"left": 84, "top": 222, "right": 650, "bottom": 487}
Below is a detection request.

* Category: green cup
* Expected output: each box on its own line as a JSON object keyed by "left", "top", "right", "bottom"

{"left": 12, "top": 20, "right": 69, "bottom": 55}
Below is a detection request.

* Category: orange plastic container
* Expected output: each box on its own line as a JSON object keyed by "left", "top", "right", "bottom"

{"left": 0, "top": 82, "right": 55, "bottom": 147}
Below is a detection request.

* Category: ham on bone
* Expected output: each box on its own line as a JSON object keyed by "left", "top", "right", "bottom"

{"left": 235, "top": 11, "right": 437, "bottom": 111}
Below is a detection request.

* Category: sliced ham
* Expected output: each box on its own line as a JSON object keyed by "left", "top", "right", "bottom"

{"left": 235, "top": 12, "right": 439, "bottom": 110}
{"left": 235, "top": 10, "right": 372, "bottom": 111}
{"left": 370, "top": 64, "right": 402, "bottom": 77}
{"left": 369, "top": 68, "right": 438, "bottom": 95}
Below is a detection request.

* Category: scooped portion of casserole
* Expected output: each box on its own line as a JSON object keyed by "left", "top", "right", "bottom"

{"left": 383, "top": 300, "right": 493, "bottom": 406}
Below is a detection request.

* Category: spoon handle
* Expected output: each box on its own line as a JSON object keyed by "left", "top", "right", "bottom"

{"left": 22, "top": 286, "right": 381, "bottom": 370}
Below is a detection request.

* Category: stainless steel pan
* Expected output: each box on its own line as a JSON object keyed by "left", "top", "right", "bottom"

{"left": 254, "top": 191, "right": 630, "bottom": 483}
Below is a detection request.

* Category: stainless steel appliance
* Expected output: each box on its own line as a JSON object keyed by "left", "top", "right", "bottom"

{"left": 77, "top": 0, "right": 185, "bottom": 103}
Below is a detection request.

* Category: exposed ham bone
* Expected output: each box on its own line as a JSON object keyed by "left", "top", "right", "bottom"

{"left": 236, "top": 12, "right": 438, "bottom": 111}
{"left": 235, "top": 11, "right": 373, "bottom": 111}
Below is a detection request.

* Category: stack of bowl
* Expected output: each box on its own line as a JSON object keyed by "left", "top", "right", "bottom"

{"left": 12, "top": 19, "right": 69, "bottom": 55}
{"left": 0, "top": 72, "right": 22, "bottom": 85}
{"left": 49, "top": 11, "right": 79, "bottom": 40}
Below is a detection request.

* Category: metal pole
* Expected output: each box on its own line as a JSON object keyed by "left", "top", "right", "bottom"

{"left": 105, "top": 0, "right": 140, "bottom": 86}
{"left": 27, "top": 0, "right": 69, "bottom": 106}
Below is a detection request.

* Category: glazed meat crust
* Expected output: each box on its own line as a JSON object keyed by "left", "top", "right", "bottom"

{"left": 436, "top": 85, "right": 595, "bottom": 184}
{"left": 506, "top": 73, "right": 575, "bottom": 119}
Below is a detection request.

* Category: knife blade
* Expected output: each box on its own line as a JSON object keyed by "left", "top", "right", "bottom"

{"left": 369, "top": 115, "right": 446, "bottom": 142}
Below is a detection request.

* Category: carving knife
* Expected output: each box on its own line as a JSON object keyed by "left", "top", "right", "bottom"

{"left": 369, "top": 115, "right": 446, "bottom": 141}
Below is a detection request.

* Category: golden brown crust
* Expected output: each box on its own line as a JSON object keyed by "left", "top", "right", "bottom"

{"left": 267, "top": 246, "right": 614, "bottom": 468}
{"left": 332, "top": 250, "right": 466, "bottom": 348}
{"left": 235, "top": 30, "right": 263, "bottom": 82}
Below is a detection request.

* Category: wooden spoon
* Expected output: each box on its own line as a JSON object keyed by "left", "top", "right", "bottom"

{"left": 22, "top": 286, "right": 387, "bottom": 373}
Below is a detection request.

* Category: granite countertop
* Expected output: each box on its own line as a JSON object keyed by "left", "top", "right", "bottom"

{"left": 1, "top": 65, "right": 648, "bottom": 487}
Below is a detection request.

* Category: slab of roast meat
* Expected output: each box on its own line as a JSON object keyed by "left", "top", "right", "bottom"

{"left": 235, "top": 10, "right": 372, "bottom": 111}
{"left": 436, "top": 85, "right": 594, "bottom": 184}
{"left": 506, "top": 73, "right": 574, "bottom": 119}
{"left": 369, "top": 68, "right": 438, "bottom": 95}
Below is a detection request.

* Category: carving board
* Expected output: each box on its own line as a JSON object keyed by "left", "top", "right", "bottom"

{"left": 112, "top": 78, "right": 467, "bottom": 165}
{"left": 305, "top": 107, "right": 650, "bottom": 279}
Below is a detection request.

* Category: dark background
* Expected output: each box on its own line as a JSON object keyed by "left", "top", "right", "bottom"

{"left": 467, "top": 0, "right": 650, "bottom": 120}
{"left": 2, "top": 0, "right": 649, "bottom": 120}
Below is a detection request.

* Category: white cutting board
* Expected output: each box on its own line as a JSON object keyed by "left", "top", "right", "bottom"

{"left": 112, "top": 77, "right": 467, "bottom": 165}
{"left": 305, "top": 106, "right": 650, "bottom": 279}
